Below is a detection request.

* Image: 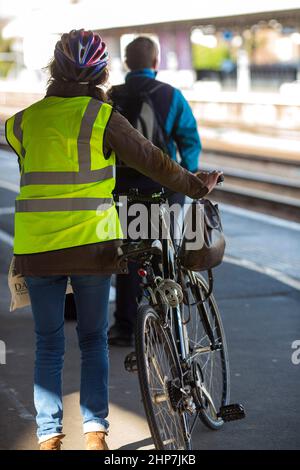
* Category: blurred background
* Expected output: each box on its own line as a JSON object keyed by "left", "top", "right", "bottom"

{"left": 0, "top": 0, "right": 300, "bottom": 451}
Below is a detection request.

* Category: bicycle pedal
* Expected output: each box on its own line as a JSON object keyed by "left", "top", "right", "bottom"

{"left": 217, "top": 403, "right": 245, "bottom": 422}
{"left": 124, "top": 351, "right": 138, "bottom": 373}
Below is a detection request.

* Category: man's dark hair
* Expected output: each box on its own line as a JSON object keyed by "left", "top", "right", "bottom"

{"left": 125, "top": 36, "right": 158, "bottom": 71}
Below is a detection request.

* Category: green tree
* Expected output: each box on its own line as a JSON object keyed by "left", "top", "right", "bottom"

{"left": 192, "top": 43, "right": 231, "bottom": 71}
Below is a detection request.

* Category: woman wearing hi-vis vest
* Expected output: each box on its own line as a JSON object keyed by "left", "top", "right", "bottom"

{"left": 5, "top": 30, "right": 222, "bottom": 450}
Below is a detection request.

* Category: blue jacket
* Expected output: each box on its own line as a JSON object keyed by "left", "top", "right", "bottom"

{"left": 111, "top": 68, "right": 201, "bottom": 173}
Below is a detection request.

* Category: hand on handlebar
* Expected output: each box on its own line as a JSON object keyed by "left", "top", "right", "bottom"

{"left": 195, "top": 170, "right": 224, "bottom": 195}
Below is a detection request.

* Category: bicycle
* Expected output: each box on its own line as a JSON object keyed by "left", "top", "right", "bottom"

{"left": 115, "top": 188, "right": 245, "bottom": 450}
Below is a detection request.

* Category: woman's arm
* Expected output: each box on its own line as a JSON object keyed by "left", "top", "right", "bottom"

{"left": 105, "top": 111, "right": 208, "bottom": 199}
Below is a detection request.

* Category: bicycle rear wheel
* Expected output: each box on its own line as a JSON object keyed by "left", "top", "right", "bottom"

{"left": 135, "top": 305, "right": 189, "bottom": 450}
{"left": 182, "top": 271, "right": 230, "bottom": 430}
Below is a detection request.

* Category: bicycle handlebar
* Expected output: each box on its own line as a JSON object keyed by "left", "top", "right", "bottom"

{"left": 113, "top": 188, "right": 173, "bottom": 203}
{"left": 113, "top": 174, "right": 224, "bottom": 203}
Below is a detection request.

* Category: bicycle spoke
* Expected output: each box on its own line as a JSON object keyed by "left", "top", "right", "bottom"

{"left": 181, "top": 273, "right": 229, "bottom": 428}
{"left": 140, "top": 312, "right": 187, "bottom": 449}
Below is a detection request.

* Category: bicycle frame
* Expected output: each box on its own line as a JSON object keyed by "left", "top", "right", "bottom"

{"left": 118, "top": 192, "right": 212, "bottom": 366}
{"left": 158, "top": 203, "right": 203, "bottom": 443}
{"left": 117, "top": 189, "right": 243, "bottom": 447}
{"left": 159, "top": 204, "right": 189, "bottom": 361}
{"left": 146, "top": 203, "right": 221, "bottom": 416}
{"left": 160, "top": 204, "right": 219, "bottom": 355}
{"left": 117, "top": 191, "right": 219, "bottom": 427}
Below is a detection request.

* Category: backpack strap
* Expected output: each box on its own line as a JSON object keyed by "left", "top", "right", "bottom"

{"left": 145, "top": 82, "right": 165, "bottom": 95}
{"left": 139, "top": 82, "right": 170, "bottom": 148}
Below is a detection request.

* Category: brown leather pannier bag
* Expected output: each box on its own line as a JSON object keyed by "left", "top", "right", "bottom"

{"left": 178, "top": 199, "right": 225, "bottom": 271}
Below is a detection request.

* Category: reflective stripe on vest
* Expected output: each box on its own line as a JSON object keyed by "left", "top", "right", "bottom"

{"left": 20, "top": 165, "right": 114, "bottom": 186}
{"left": 15, "top": 197, "right": 113, "bottom": 212}
{"left": 77, "top": 98, "right": 102, "bottom": 171}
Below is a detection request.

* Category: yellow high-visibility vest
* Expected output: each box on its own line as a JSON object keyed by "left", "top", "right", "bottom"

{"left": 5, "top": 96, "right": 123, "bottom": 254}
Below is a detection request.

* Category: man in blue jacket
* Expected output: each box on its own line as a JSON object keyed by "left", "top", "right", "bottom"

{"left": 109, "top": 36, "right": 202, "bottom": 346}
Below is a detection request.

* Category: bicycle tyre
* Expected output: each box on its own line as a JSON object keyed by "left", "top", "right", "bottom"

{"left": 135, "top": 304, "right": 189, "bottom": 450}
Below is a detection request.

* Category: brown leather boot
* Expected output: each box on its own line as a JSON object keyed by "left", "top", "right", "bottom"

{"left": 39, "top": 434, "right": 65, "bottom": 450}
{"left": 85, "top": 431, "right": 109, "bottom": 450}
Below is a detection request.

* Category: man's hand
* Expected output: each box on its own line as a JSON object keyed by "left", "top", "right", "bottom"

{"left": 195, "top": 170, "right": 223, "bottom": 195}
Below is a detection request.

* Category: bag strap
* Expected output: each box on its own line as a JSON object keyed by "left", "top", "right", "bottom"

{"left": 144, "top": 82, "right": 165, "bottom": 96}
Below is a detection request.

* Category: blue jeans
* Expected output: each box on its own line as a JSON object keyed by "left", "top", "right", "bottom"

{"left": 25, "top": 274, "right": 111, "bottom": 441}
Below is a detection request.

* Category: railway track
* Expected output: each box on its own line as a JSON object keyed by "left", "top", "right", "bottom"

{"left": 203, "top": 150, "right": 300, "bottom": 222}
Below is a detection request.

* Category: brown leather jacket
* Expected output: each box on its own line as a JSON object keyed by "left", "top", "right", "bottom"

{"left": 15, "top": 94, "right": 207, "bottom": 276}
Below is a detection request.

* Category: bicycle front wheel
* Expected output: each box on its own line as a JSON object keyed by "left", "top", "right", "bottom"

{"left": 135, "top": 305, "right": 189, "bottom": 450}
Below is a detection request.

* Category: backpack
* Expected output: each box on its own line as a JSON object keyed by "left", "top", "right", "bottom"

{"left": 111, "top": 81, "right": 170, "bottom": 192}
{"left": 112, "top": 82, "right": 169, "bottom": 153}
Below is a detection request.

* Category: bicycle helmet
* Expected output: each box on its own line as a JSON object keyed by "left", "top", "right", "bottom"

{"left": 54, "top": 29, "right": 108, "bottom": 82}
